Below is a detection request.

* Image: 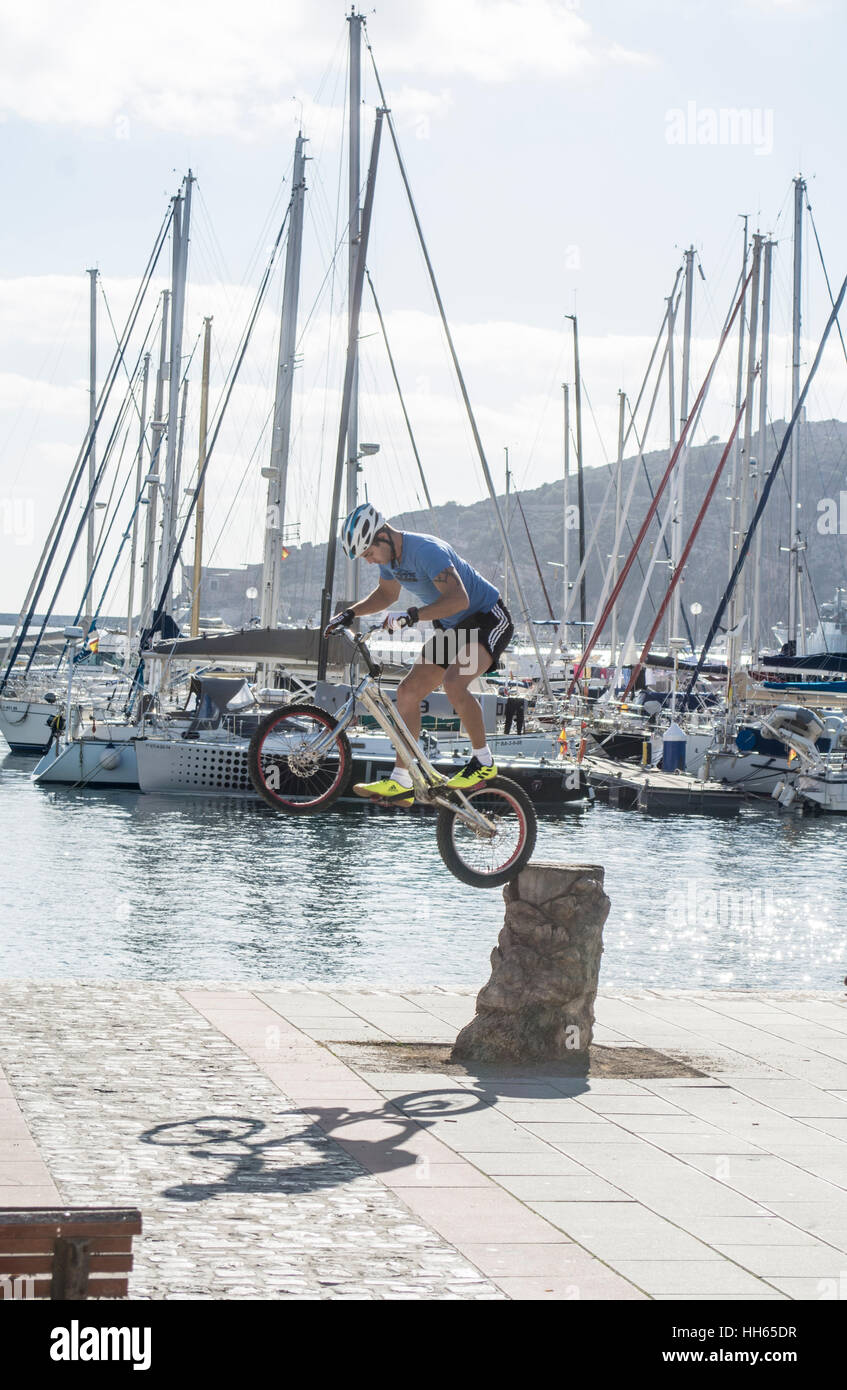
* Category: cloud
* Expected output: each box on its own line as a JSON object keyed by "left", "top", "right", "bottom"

{"left": 0, "top": 0, "right": 653, "bottom": 137}
{"left": 6, "top": 258, "right": 845, "bottom": 614}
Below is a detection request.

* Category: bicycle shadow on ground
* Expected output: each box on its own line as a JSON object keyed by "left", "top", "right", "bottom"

{"left": 140, "top": 1090, "right": 491, "bottom": 1203}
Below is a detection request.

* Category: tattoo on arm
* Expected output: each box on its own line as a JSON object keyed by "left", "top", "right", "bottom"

{"left": 433, "top": 566, "right": 460, "bottom": 590}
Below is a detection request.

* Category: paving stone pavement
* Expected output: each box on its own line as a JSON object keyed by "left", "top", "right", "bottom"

{"left": 3, "top": 982, "right": 847, "bottom": 1301}
{"left": 0, "top": 983, "right": 506, "bottom": 1300}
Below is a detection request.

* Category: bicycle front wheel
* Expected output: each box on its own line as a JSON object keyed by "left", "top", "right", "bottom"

{"left": 248, "top": 703, "right": 352, "bottom": 814}
{"left": 436, "top": 775, "right": 537, "bottom": 888}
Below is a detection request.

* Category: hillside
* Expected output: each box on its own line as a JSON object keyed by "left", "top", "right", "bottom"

{"left": 202, "top": 417, "right": 847, "bottom": 647}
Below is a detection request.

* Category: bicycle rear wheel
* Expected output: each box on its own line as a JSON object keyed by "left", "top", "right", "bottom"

{"left": 435, "top": 775, "right": 537, "bottom": 888}
{"left": 248, "top": 703, "right": 352, "bottom": 814}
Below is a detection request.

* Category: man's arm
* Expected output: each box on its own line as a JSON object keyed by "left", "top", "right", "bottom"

{"left": 350, "top": 575, "right": 401, "bottom": 616}
{"left": 416, "top": 566, "right": 469, "bottom": 623}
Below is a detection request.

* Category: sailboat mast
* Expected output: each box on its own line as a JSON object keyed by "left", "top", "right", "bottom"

{"left": 84, "top": 268, "right": 98, "bottom": 628}
{"left": 318, "top": 107, "right": 385, "bottom": 681}
{"left": 261, "top": 134, "right": 307, "bottom": 632}
{"left": 140, "top": 289, "right": 170, "bottom": 623}
{"left": 562, "top": 383, "right": 570, "bottom": 645}
{"left": 727, "top": 215, "right": 749, "bottom": 582}
{"left": 190, "top": 317, "right": 213, "bottom": 638}
{"left": 504, "top": 447, "right": 511, "bottom": 610}
{"left": 157, "top": 173, "right": 193, "bottom": 618}
{"left": 671, "top": 246, "right": 695, "bottom": 642}
{"left": 728, "top": 232, "right": 763, "bottom": 677}
{"left": 126, "top": 352, "right": 150, "bottom": 650}
{"left": 569, "top": 316, "right": 586, "bottom": 643}
{"left": 751, "top": 239, "right": 773, "bottom": 666}
{"left": 345, "top": 9, "right": 364, "bottom": 605}
{"left": 610, "top": 390, "right": 626, "bottom": 665}
{"left": 788, "top": 175, "right": 805, "bottom": 653}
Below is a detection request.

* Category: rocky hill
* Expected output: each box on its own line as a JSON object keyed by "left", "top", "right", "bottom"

{"left": 233, "top": 417, "right": 847, "bottom": 647}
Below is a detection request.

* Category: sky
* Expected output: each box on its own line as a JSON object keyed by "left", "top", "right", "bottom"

{"left": 2, "top": 0, "right": 846, "bottom": 617}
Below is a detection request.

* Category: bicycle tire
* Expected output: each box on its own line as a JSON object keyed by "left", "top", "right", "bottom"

{"left": 435, "top": 775, "right": 537, "bottom": 888}
{"left": 247, "top": 703, "right": 352, "bottom": 814}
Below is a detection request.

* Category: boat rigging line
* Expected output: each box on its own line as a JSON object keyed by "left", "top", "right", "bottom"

{"left": 804, "top": 192, "right": 847, "bottom": 372}
{"left": 567, "top": 261, "right": 755, "bottom": 694}
{"left": 68, "top": 323, "right": 204, "bottom": 658}
{"left": 623, "top": 381, "right": 755, "bottom": 696}
{"left": 363, "top": 25, "right": 553, "bottom": 698}
{"left": 0, "top": 199, "right": 175, "bottom": 694}
{"left": 543, "top": 270, "right": 685, "bottom": 675}
{"left": 684, "top": 266, "right": 847, "bottom": 693}
{"left": 127, "top": 179, "right": 297, "bottom": 712}
{"left": 513, "top": 490, "right": 555, "bottom": 620}
{"left": 365, "top": 268, "right": 433, "bottom": 510}
{"left": 25, "top": 317, "right": 165, "bottom": 677}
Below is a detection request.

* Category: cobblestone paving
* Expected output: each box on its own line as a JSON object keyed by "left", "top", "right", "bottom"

{"left": 0, "top": 983, "right": 504, "bottom": 1299}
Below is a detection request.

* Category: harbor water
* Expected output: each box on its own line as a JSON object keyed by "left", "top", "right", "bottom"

{"left": 1, "top": 752, "right": 844, "bottom": 990}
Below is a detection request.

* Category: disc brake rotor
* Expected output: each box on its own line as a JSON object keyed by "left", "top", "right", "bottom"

{"left": 286, "top": 744, "right": 320, "bottom": 777}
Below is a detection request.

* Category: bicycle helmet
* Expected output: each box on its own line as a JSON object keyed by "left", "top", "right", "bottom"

{"left": 341, "top": 502, "right": 385, "bottom": 559}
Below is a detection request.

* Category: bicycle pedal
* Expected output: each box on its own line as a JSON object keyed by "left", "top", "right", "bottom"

{"left": 371, "top": 795, "right": 414, "bottom": 809}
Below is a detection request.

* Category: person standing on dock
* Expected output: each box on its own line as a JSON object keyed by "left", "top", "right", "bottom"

{"left": 503, "top": 669, "right": 527, "bottom": 736}
{"left": 324, "top": 503, "right": 514, "bottom": 804}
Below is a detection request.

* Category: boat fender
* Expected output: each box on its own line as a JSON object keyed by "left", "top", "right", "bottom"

{"left": 99, "top": 748, "right": 121, "bottom": 772}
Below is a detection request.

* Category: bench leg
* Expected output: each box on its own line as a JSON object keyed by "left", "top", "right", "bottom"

{"left": 51, "top": 1237, "right": 91, "bottom": 1299}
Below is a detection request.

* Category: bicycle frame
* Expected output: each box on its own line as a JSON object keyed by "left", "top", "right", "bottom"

{"left": 307, "top": 629, "right": 498, "bottom": 836}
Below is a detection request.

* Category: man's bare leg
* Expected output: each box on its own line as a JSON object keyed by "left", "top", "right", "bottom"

{"left": 395, "top": 662, "right": 446, "bottom": 745}
{"left": 442, "top": 638, "right": 493, "bottom": 750}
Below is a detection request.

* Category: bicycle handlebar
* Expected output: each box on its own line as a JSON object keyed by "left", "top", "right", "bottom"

{"left": 336, "top": 624, "right": 383, "bottom": 677}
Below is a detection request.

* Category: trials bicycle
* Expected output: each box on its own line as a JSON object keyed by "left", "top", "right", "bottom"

{"left": 247, "top": 626, "right": 537, "bottom": 888}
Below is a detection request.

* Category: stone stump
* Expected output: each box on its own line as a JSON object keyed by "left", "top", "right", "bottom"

{"left": 451, "top": 863, "right": 609, "bottom": 1064}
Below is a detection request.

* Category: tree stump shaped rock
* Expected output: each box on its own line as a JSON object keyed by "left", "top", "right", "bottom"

{"left": 452, "top": 863, "right": 609, "bottom": 1063}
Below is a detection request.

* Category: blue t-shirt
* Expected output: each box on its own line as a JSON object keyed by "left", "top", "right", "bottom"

{"left": 379, "top": 532, "right": 499, "bottom": 629}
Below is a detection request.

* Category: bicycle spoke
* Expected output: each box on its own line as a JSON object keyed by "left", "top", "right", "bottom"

{"left": 249, "top": 705, "right": 351, "bottom": 812}
{"left": 449, "top": 786, "right": 527, "bottom": 876}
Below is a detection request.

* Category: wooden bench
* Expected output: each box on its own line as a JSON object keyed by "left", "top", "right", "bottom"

{"left": 0, "top": 1208, "right": 142, "bottom": 1299}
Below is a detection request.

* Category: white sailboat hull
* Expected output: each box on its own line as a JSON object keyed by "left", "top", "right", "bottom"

{"left": 705, "top": 750, "right": 790, "bottom": 797}
{"left": 135, "top": 736, "right": 253, "bottom": 795}
{"left": 32, "top": 736, "right": 140, "bottom": 788}
{"left": 792, "top": 767, "right": 847, "bottom": 812}
{"left": 135, "top": 728, "right": 567, "bottom": 798}
{"left": 0, "top": 698, "right": 80, "bottom": 754}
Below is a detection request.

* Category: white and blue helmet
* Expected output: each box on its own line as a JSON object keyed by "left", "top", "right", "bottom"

{"left": 341, "top": 502, "right": 385, "bottom": 559}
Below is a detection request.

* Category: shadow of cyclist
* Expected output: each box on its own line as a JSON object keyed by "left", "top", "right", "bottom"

{"left": 140, "top": 1089, "right": 491, "bottom": 1203}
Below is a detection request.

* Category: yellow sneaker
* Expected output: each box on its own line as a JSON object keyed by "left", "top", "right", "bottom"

{"left": 352, "top": 776, "right": 414, "bottom": 806}
{"left": 447, "top": 757, "right": 498, "bottom": 789}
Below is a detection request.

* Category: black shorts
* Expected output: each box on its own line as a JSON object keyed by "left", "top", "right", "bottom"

{"left": 418, "top": 600, "right": 514, "bottom": 675}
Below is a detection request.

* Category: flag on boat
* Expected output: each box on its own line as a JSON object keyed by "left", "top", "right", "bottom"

{"left": 281, "top": 546, "right": 290, "bottom": 560}
{"left": 87, "top": 625, "right": 99, "bottom": 653}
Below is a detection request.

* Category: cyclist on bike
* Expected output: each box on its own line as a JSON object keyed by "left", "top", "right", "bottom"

{"left": 324, "top": 502, "right": 514, "bottom": 805}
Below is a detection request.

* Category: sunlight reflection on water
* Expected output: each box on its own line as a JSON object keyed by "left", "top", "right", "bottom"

{"left": 1, "top": 755, "right": 845, "bottom": 989}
